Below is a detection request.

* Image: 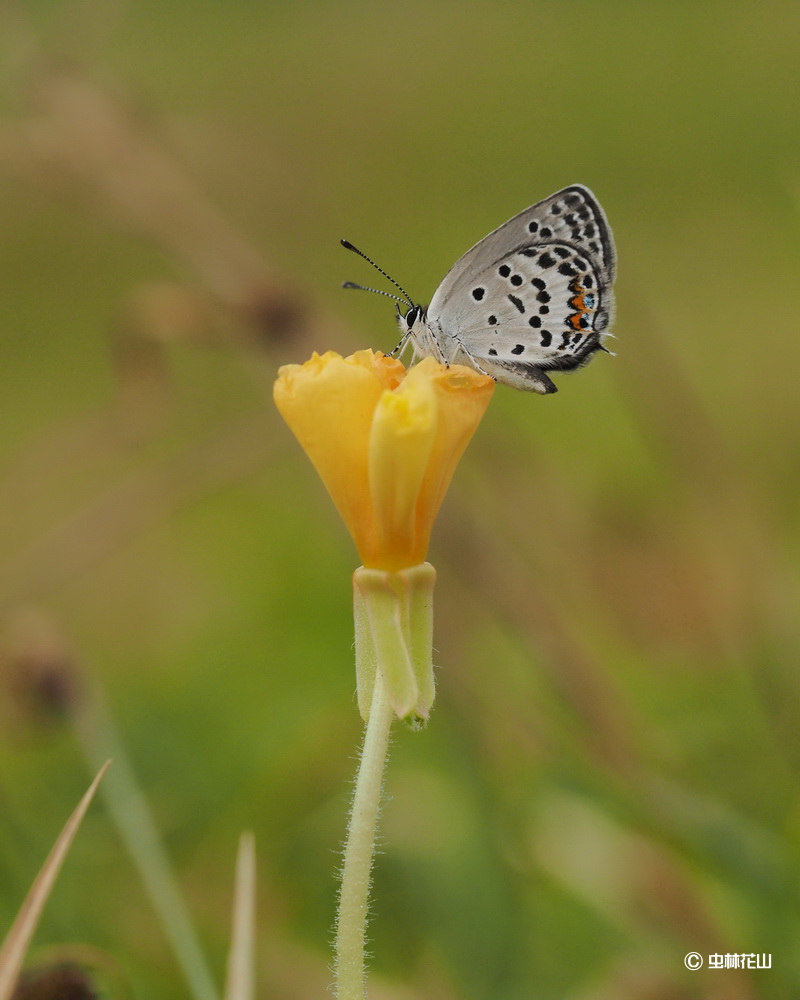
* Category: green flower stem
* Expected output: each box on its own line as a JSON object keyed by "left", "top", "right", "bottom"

{"left": 334, "top": 666, "right": 394, "bottom": 1000}
{"left": 338, "top": 562, "right": 437, "bottom": 996}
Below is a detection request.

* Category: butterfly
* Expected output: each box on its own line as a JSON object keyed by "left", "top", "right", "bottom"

{"left": 342, "top": 184, "right": 616, "bottom": 394}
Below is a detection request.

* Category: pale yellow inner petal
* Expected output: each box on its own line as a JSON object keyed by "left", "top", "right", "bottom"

{"left": 368, "top": 375, "right": 437, "bottom": 570}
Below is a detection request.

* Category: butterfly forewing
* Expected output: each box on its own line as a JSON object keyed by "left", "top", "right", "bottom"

{"left": 427, "top": 185, "right": 614, "bottom": 319}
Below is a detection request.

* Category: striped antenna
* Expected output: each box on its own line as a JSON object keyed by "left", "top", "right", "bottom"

{"left": 340, "top": 239, "right": 414, "bottom": 307}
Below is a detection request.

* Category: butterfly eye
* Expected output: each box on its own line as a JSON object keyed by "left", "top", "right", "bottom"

{"left": 404, "top": 305, "right": 422, "bottom": 326}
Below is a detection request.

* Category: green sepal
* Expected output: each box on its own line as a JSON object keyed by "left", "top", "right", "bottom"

{"left": 352, "top": 563, "right": 436, "bottom": 724}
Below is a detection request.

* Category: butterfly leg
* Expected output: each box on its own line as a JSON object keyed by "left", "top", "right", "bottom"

{"left": 389, "top": 331, "right": 412, "bottom": 359}
{"left": 450, "top": 334, "right": 494, "bottom": 379}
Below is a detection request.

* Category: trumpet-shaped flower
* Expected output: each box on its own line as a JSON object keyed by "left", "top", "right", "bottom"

{"left": 273, "top": 349, "right": 494, "bottom": 572}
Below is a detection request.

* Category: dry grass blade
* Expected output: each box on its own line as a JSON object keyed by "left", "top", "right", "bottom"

{"left": 223, "top": 833, "right": 256, "bottom": 1000}
{"left": 0, "top": 761, "right": 110, "bottom": 1000}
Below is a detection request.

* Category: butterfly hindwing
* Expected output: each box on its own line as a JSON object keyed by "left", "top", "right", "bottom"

{"left": 427, "top": 242, "right": 608, "bottom": 385}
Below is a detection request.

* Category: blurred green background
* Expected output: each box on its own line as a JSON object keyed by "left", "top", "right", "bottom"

{"left": 1, "top": 1, "right": 799, "bottom": 998}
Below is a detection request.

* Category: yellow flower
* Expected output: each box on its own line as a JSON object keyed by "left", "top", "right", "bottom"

{"left": 273, "top": 349, "right": 494, "bottom": 572}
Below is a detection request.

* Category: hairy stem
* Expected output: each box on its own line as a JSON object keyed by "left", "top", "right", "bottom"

{"left": 334, "top": 669, "right": 394, "bottom": 1000}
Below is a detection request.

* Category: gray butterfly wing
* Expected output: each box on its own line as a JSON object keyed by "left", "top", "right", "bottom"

{"left": 425, "top": 185, "right": 615, "bottom": 393}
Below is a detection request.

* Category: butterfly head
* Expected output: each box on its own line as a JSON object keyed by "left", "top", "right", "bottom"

{"left": 398, "top": 303, "right": 425, "bottom": 331}
{"left": 397, "top": 301, "right": 450, "bottom": 364}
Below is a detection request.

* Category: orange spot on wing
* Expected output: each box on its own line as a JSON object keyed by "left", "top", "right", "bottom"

{"left": 569, "top": 292, "right": 587, "bottom": 312}
{"left": 567, "top": 277, "right": 595, "bottom": 330}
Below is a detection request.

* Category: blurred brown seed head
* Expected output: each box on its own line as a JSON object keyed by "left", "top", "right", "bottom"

{"left": 0, "top": 609, "right": 81, "bottom": 730}
{"left": 11, "top": 964, "right": 97, "bottom": 1000}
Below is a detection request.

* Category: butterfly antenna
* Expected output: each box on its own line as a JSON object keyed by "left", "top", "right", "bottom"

{"left": 342, "top": 281, "right": 406, "bottom": 303}
{"left": 340, "top": 239, "right": 414, "bottom": 307}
